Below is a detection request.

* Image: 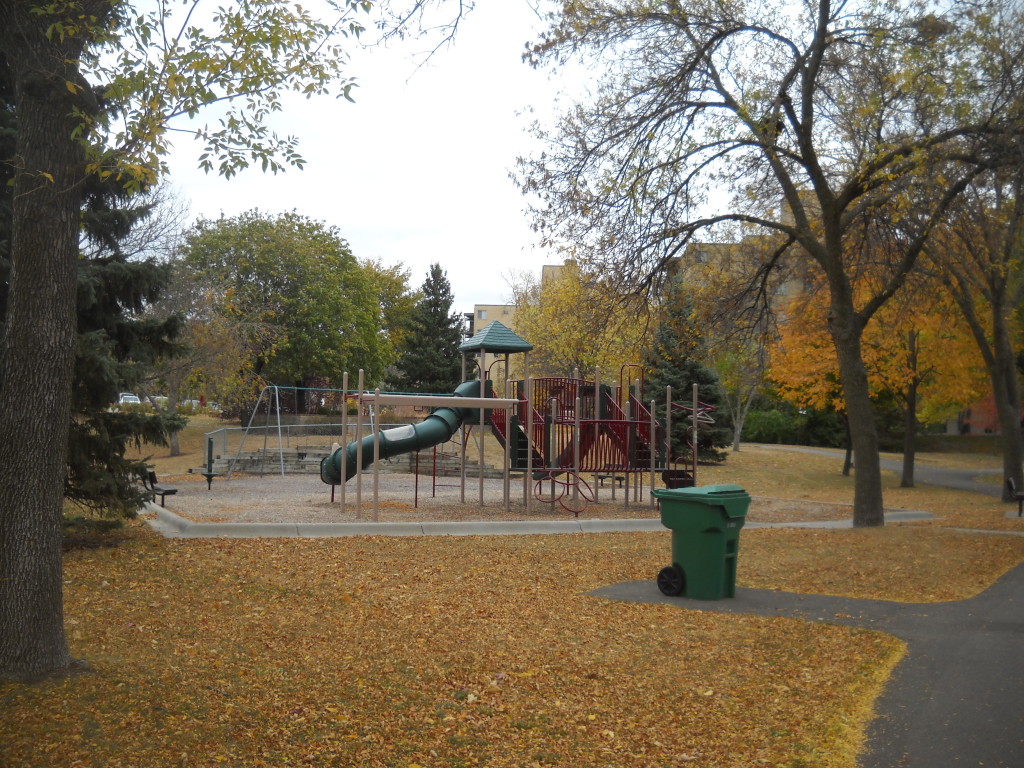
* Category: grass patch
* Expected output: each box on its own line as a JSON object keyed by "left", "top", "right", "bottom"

{"left": 127, "top": 414, "right": 226, "bottom": 476}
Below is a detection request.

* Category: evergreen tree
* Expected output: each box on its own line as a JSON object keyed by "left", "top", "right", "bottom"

{"left": 644, "top": 278, "right": 731, "bottom": 463}
{"left": 1, "top": 73, "right": 182, "bottom": 518}
{"left": 390, "top": 264, "right": 464, "bottom": 393}
{"left": 67, "top": 181, "right": 184, "bottom": 516}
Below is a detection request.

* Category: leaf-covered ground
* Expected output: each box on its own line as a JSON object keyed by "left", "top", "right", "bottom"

{"left": 7, "top": 441, "right": 1024, "bottom": 767}
{"left": 5, "top": 523, "right": 1024, "bottom": 768}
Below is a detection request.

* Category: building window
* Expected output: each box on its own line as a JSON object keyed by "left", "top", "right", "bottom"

{"left": 478, "top": 309, "right": 487, "bottom": 320}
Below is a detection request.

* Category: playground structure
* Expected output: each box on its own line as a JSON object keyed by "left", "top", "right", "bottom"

{"left": 316, "top": 321, "right": 717, "bottom": 518}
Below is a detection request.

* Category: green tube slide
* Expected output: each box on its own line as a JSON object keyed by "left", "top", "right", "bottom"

{"left": 320, "top": 379, "right": 482, "bottom": 485}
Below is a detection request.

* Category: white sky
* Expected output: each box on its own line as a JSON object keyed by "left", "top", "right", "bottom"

{"left": 164, "top": 3, "right": 569, "bottom": 315}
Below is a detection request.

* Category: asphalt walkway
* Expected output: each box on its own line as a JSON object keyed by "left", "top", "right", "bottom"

{"left": 593, "top": 560, "right": 1024, "bottom": 767}
{"left": 590, "top": 446, "right": 1024, "bottom": 767}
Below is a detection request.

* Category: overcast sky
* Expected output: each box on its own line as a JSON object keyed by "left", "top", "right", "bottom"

{"left": 164, "top": 3, "right": 570, "bottom": 315}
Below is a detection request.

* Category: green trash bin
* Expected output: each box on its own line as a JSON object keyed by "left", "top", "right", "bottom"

{"left": 652, "top": 484, "right": 751, "bottom": 600}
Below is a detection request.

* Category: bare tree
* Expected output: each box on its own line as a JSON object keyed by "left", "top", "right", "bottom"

{"left": 928, "top": 164, "right": 1024, "bottom": 501}
{"left": 518, "top": 0, "right": 1022, "bottom": 526}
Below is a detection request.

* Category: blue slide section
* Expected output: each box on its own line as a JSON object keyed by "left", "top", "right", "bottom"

{"left": 320, "top": 380, "right": 481, "bottom": 485}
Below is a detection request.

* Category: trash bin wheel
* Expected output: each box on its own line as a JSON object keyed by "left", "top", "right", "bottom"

{"left": 657, "top": 565, "right": 685, "bottom": 596}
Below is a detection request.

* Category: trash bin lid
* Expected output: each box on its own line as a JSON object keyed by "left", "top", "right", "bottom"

{"left": 652, "top": 484, "right": 750, "bottom": 518}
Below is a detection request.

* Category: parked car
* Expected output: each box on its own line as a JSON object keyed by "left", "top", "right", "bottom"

{"left": 117, "top": 393, "right": 141, "bottom": 405}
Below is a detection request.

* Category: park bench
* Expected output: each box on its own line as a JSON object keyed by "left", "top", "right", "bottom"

{"left": 143, "top": 470, "right": 177, "bottom": 507}
{"left": 596, "top": 473, "right": 625, "bottom": 488}
{"left": 1007, "top": 477, "right": 1024, "bottom": 517}
{"left": 661, "top": 467, "right": 695, "bottom": 489}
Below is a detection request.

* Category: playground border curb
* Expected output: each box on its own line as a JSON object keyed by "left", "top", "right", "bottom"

{"left": 149, "top": 505, "right": 667, "bottom": 538}
{"left": 146, "top": 504, "right": 932, "bottom": 538}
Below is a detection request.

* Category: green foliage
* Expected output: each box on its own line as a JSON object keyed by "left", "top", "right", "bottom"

{"left": 71, "top": 182, "right": 186, "bottom": 516}
{"left": 178, "top": 210, "right": 399, "bottom": 394}
{"left": 742, "top": 403, "right": 846, "bottom": 449}
{"left": 389, "top": 263, "right": 464, "bottom": 394}
{"left": 363, "top": 258, "right": 417, "bottom": 356}
{"left": 84, "top": 0, "right": 372, "bottom": 186}
{"left": 1, "top": 73, "right": 183, "bottom": 518}
{"left": 644, "top": 279, "right": 731, "bottom": 462}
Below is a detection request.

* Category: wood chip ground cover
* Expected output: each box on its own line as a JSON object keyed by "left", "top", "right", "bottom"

{"left": 8, "top": 524, "right": 1024, "bottom": 767}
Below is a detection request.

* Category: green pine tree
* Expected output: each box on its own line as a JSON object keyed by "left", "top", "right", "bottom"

{"left": 644, "top": 278, "right": 731, "bottom": 463}
{"left": 389, "top": 264, "right": 464, "bottom": 394}
{"left": 67, "top": 182, "right": 185, "bottom": 516}
{"left": 1, "top": 74, "right": 183, "bottom": 518}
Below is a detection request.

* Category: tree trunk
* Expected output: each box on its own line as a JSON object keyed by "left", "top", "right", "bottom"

{"left": 169, "top": 430, "right": 182, "bottom": 457}
{"left": 0, "top": 5, "right": 90, "bottom": 681}
{"left": 991, "top": 322, "right": 1024, "bottom": 502}
{"left": 730, "top": 384, "right": 758, "bottom": 452}
{"left": 830, "top": 299, "right": 885, "bottom": 527}
{"left": 167, "top": 391, "right": 182, "bottom": 457}
{"left": 901, "top": 400, "right": 917, "bottom": 488}
{"left": 901, "top": 332, "right": 918, "bottom": 489}
{"left": 842, "top": 415, "right": 853, "bottom": 477}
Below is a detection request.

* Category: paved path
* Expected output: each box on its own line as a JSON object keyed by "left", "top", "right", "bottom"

{"left": 593, "top": 560, "right": 1024, "bottom": 767}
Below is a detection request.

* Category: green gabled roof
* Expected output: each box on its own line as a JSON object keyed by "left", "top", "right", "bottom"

{"left": 458, "top": 321, "right": 533, "bottom": 353}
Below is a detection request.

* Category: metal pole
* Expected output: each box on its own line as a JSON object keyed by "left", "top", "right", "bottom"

{"left": 259, "top": 387, "right": 273, "bottom": 478}
{"left": 624, "top": 395, "right": 630, "bottom": 509}
{"left": 693, "top": 383, "right": 699, "bottom": 486}
{"left": 650, "top": 399, "right": 657, "bottom": 507}
{"left": 461, "top": 354, "right": 474, "bottom": 505}
{"left": 230, "top": 385, "right": 268, "bottom": 479}
{"left": 479, "top": 366, "right": 486, "bottom": 507}
{"left": 504, "top": 378, "right": 512, "bottom": 515}
{"left": 548, "top": 397, "right": 558, "bottom": 501}
{"left": 373, "top": 387, "right": 381, "bottom": 522}
{"left": 355, "top": 370, "right": 364, "bottom": 519}
{"left": 525, "top": 374, "right": 533, "bottom": 514}
{"left": 339, "top": 372, "right": 348, "bottom": 510}
{"left": 665, "top": 384, "right": 673, "bottom": 477}
{"left": 630, "top": 380, "right": 638, "bottom": 505}
{"left": 275, "top": 386, "right": 285, "bottom": 476}
{"left": 573, "top": 395, "right": 581, "bottom": 504}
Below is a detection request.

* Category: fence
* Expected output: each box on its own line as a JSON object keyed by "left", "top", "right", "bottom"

{"left": 203, "top": 421, "right": 429, "bottom": 477}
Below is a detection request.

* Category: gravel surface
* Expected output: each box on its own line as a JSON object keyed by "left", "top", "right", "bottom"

{"left": 152, "top": 471, "right": 854, "bottom": 525}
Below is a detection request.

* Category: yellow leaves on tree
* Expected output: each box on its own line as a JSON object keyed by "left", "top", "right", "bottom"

{"left": 509, "top": 260, "right": 653, "bottom": 378}
{"left": 772, "top": 269, "right": 987, "bottom": 421}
